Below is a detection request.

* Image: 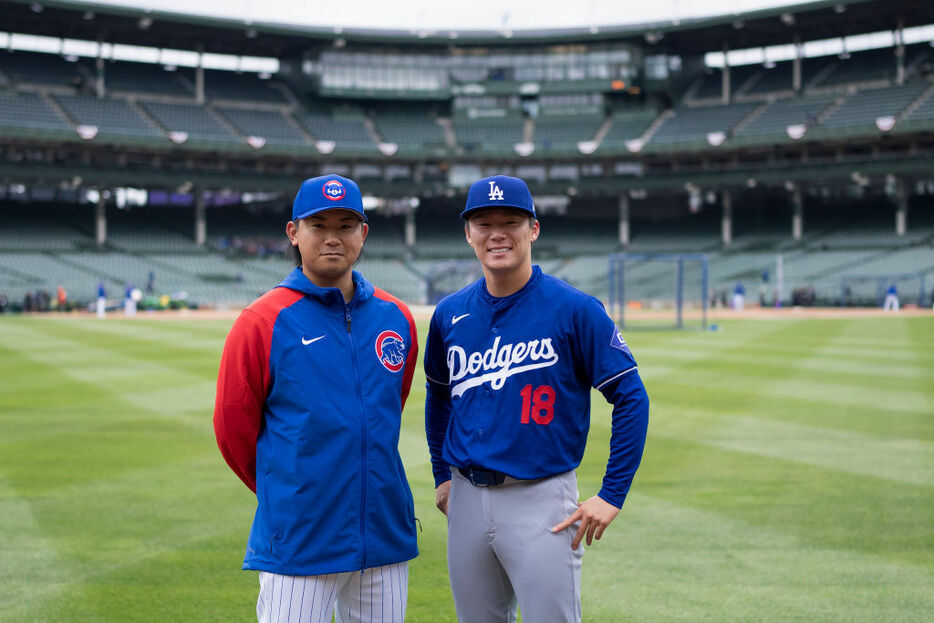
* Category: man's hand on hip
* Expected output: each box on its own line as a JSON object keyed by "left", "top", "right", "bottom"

{"left": 551, "top": 495, "right": 620, "bottom": 550}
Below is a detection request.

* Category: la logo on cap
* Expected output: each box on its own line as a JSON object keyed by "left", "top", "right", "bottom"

{"left": 322, "top": 179, "right": 346, "bottom": 201}
{"left": 488, "top": 181, "right": 504, "bottom": 201}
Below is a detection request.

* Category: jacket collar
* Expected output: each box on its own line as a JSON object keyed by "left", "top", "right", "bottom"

{"left": 277, "top": 267, "right": 374, "bottom": 304}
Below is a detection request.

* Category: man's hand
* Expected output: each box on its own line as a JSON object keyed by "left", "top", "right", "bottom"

{"left": 435, "top": 480, "right": 451, "bottom": 515}
{"left": 551, "top": 495, "right": 620, "bottom": 550}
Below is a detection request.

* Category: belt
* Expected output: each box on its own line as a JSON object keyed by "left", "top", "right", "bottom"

{"left": 457, "top": 466, "right": 526, "bottom": 487}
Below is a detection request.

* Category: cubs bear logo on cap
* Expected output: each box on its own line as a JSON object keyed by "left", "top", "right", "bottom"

{"left": 292, "top": 173, "right": 366, "bottom": 221}
{"left": 461, "top": 175, "right": 536, "bottom": 220}
{"left": 322, "top": 179, "right": 347, "bottom": 201}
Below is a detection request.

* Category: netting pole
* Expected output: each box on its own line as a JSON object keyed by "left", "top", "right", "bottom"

{"left": 701, "top": 256, "right": 709, "bottom": 330}
{"left": 676, "top": 257, "right": 684, "bottom": 329}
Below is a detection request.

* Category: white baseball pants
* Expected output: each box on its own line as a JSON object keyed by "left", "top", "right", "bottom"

{"left": 257, "top": 561, "right": 408, "bottom": 623}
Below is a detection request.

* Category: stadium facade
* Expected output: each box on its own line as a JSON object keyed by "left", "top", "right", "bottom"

{"left": 0, "top": 0, "right": 932, "bottom": 310}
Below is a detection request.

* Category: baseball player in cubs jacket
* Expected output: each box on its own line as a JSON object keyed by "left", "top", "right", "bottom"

{"left": 424, "top": 175, "right": 649, "bottom": 623}
{"left": 215, "top": 174, "right": 418, "bottom": 623}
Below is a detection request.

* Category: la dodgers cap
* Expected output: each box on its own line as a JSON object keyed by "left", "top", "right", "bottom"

{"left": 292, "top": 173, "right": 367, "bottom": 222}
{"left": 461, "top": 175, "right": 536, "bottom": 220}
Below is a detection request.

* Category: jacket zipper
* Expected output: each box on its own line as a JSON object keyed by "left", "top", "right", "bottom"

{"left": 345, "top": 304, "right": 368, "bottom": 569}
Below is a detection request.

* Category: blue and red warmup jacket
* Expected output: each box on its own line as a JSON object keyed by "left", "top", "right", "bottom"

{"left": 214, "top": 268, "right": 419, "bottom": 575}
{"left": 424, "top": 266, "right": 649, "bottom": 508}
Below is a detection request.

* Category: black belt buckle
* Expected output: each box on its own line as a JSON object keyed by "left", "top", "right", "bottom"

{"left": 459, "top": 467, "right": 506, "bottom": 487}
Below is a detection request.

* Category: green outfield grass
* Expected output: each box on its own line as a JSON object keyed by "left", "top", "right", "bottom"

{"left": 0, "top": 313, "right": 932, "bottom": 622}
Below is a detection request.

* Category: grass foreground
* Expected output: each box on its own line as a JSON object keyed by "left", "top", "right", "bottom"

{"left": 0, "top": 312, "right": 932, "bottom": 621}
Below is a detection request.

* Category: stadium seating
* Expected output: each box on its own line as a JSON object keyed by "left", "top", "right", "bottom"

{"left": 293, "top": 110, "right": 379, "bottom": 154}
{"left": 204, "top": 69, "right": 287, "bottom": 103}
{"left": 372, "top": 110, "right": 448, "bottom": 155}
{"left": 217, "top": 107, "right": 312, "bottom": 150}
{"left": 733, "top": 94, "right": 836, "bottom": 142}
{"left": 0, "top": 91, "right": 75, "bottom": 138}
{"left": 533, "top": 115, "right": 603, "bottom": 155}
{"left": 139, "top": 101, "right": 244, "bottom": 146}
{"left": 451, "top": 114, "right": 525, "bottom": 155}
{"left": 815, "top": 48, "right": 895, "bottom": 88}
{"left": 84, "top": 59, "right": 193, "bottom": 97}
{"left": 52, "top": 94, "right": 163, "bottom": 142}
{"left": 816, "top": 81, "right": 929, "bottom": 134}
{"left": 0, "top": 50, "right": 81, "bottom": 87}
{"left": 647, "top": 103, "right": 759, "bottom": 149}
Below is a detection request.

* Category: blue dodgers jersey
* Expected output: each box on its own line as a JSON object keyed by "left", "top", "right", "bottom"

{"left": 424, "top": 266, "right": 638, "bottom": 479}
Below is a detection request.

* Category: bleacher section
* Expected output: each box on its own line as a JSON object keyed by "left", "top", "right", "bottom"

{"left": 372, "top": 111, "right": 447, "bottom": 155}
{"left": 648, "top": 103, "right": 759, "bottom": 149}
{"left": 86, "top": 60, "right": 193, "bottom": 96}
{"left": 817, "top": 80, "right": 929, "bottom": 133}
{"left": 0, "top": 50, "right": 80, "bottom": 87}
{"left": 293, "top": 110, "right": 378, "bottom": 154}
{"left": 204, "top": 69, "right": 286, "bottom": 103}
{"left": 734, "top": 94, "right": 836, "bottom": 142}
{"left": 218, "top": 108, "right": 311, "bottom": 150}
{"left": 140, "top": 101, "right": 243, "bottom": 146}
{"left": 451, "top": 114, "right": 525, "bottom": 154}
{"left": 0, "top": 91, "right": 74, "bottom": 137}
{"left": 814, "top": 48, "right": 895, "bottom": 88}
{"left": 52, "top": 94, "right": 163, "bottom": 141}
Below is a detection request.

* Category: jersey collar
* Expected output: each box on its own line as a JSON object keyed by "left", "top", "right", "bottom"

{"left": 478, "top": 264, "right": 542, "bottom": 307}
{"left": 277, "top": 267, "right": 374, "bottom": 304}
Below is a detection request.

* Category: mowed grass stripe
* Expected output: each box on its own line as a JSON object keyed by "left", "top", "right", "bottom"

{"left": 645, "top": 382, "right": 934, "bottom": 443}
{"left": 3, "top": 318, "right": 225, "bottom": 382}
{"left": 583, "top": 493, "right": 934, "bottom": 622}
{"left": 651, "top": 414, "right": 934, "bottom": 487}
{"left": 629, "top": 434, "right": 934, "bottom": 568}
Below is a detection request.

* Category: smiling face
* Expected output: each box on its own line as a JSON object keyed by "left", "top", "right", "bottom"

{"left": 465, "top": 208, "right": 540, "bottom": 284}
{"left": 286, "top": 209, "right": 368, "bottom": 290}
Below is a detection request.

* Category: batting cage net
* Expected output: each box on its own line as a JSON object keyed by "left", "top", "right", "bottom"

{"left": 608, "top": 253, "right": 709, "bottom": 330}
{"left": 839, "top": 272, "right": 928, "bottom": 307}
{"left": 426, "top": 260, "right": 484, "bottom": 304}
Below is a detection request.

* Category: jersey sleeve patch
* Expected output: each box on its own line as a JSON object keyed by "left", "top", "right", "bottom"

{"left": 610, "top": 327, "right": 632, "bottom": 357}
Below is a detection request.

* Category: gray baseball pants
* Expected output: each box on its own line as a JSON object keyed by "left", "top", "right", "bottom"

{"left": 447, "top": 469, "right": 584, "bottom": 623}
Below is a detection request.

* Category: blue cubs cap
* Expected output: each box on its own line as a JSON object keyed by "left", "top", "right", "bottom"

{"left": 461, "top": 175, "right": 536, "bottom": 220}
{"left": 292, "top": 174, "right": 367, "bottom": 222}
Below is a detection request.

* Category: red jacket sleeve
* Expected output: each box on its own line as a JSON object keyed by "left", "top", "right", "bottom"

{"left": 214, "top": 309, "right": 273, "bottom": 493}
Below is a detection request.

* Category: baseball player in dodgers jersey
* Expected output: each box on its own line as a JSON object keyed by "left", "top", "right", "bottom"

{"left": 214, "top": 174, "right": 418, "bottom": 623}
{"left": 424, "top": 175, "right": 649, "bottom": 622}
